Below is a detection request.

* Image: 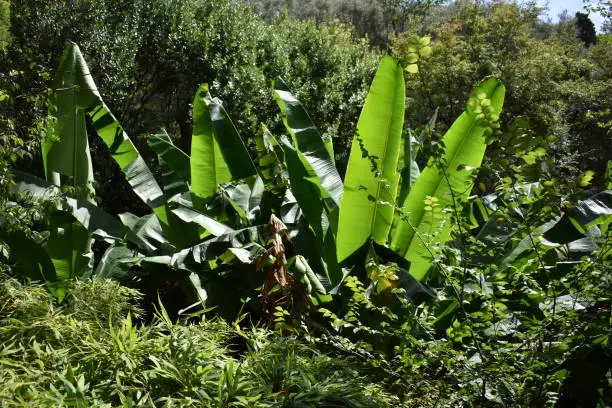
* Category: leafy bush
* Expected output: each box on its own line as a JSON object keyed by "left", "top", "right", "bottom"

{"left": 0, "top": 276, "right": 399, "bottom": 407}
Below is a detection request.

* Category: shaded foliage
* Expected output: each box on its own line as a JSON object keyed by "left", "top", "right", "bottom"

{"left": 4, "top": 0, "right": 376, "bottom": 215}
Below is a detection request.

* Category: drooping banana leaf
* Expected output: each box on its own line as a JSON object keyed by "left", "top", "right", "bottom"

{"left": 49, "top": 42, "right": 168, "bottom": 227}
{"left": 146, "top": 130, "right": 200, "bottom": 248}
{"left": 168, "top": 195, "right": 235, "bottom": 238}
{"left": 543, "top": 190, "right": 612, "bottom": 243}
{"left": 95, "top": 245, "right": 145, "bottom": 281}
{"left": 147, "top": 130, "right": 191, "bottom": 198}
{"left": 255, "top": 124, "right": 286, "bottom": 185}
{"left": 171, "top": 226, "right": 266, "bottom": 273}
{"left": 94, "top": 246, "right": 208, "bottom": 305}
{"left": 206, "top": 91, "right": 258, "bottom": 179}
{"left": 273, "top": 78, "right": 343, "bottom": 207}
{"left": 119, "top": 213, "right": 170, "bottom": 255}
{"left": 220, "top": 175, "right": 265, "bottom": 224}
{"left": 12, "top": 171, "right": 126, "bottom": 241}
{"left": 391, "top": 77, "right": 505, "bottom": 280}
{"left": 190, "top": 84, "right": 258, "bottom": 209}
{"left": 280, "top": 137, "right": 328, "bottom": 241}
{"left": 0, "top": 229, "right": 59, "bottom": 297}
{"left": 280, "top": 138, "right": 344, "bottom": 290}
{"left": 336, "top": 56, "right": 405, "bottom": 263}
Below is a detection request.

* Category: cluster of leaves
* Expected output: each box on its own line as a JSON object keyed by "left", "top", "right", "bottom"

{"left": 0, "top": 276, "right": 399, "bottom": 407}
{"left": 5, "top": 0, "right": 377, "bottom": 215}
{"left": 391, "top": 1, "right": 611, "bottom": 180}
{"left": 310, "top": 179, "right": 611, "bottom": 407}
{"left": 1, "top": 2, "right": 610, "bottom": 405}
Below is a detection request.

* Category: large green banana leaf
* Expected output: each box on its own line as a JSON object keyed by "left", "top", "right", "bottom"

{"left": 391, "top": 78, "right": 505, "bottom": 280}
{"left": 336, "top": 56, "right": 405, "bottom": 262}
{"left": 280, "top": 137, "right": 329, "bottom": 241}
{"left": 498, "top": 190, "right": 612, "bottom": 269}
{"left": 190, "top": 84, "right": 257, "bottom": 209}
{"left": 119, "top": 213, "right": 169, "bottom": 255}
{"left": 95, "top": 246, "right": 144, "bottom": 281}
{"left": 220, "top": 176, "right": 265, "bottom": 224}
{"left": 48, "top": 42, "right": 168, "bottom": 228}
{"left": 11, "top": 171, "right": 128, "bottom": 300}
{"left": 273, "top": 78, "right": 343, "bottom": 207}
{"left": 279, "top": 137, "right": 343, "bottom": 289}
{"left": 0, "top": 229, "right": 59, "bottom": 297}
{"left": 256, "top": 125, "right": 286, "bottom": 185}
{"left": 95, "top": 245, "right": 207, "bottom": 306}
{"left": 543, "top": 190, "right": 612, "bottom": 243}
{"left": 170, "top": 205, "right": 235, "bottom": 237}
{"left": 43, "top": 42, "right": 95, "bottom": 202}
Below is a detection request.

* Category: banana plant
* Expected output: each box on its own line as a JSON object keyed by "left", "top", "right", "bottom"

{"left": 333, "top": 58, "right": 506, "bottom": 283}
{"left": 336, "top": 56, "right": 405, "bottom": 263}
{"left": 391, "top": 78, "right": 505, "bottom": 280}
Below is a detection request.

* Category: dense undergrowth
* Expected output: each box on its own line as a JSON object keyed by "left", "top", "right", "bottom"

{"left": 0, "top": 276, "right": 400, "bottom": 407}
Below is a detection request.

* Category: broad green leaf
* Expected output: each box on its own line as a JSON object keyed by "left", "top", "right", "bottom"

{"left": 543, "top": 190, "right": 612, "bottom": 244}
{"left": 206, "top": 91, "right": 258, "bottom": 179}
{"left": 280, "top": 137, "right": 328, "bottom": 241}
{"left": 146, "top": 130, "right": 200, "bottom": 248}
{"left": 147, "top": 130, "right": 191, "bottom": 198}
{"left": 95, "top": 245, "right": 144, "bottom": 280}
{"left": 273, "top": 78, "right": 343, "bottom": 207}
{"left": 171, "top": 226, "right": 266, "bottom": 273}
{"left": 43, "top": 42, "right": 96, "bottom": 202}
{"left": 88, "top": 103, "right": 167, "bottom": 225}
{"left": 45, "top": 213, "right": 92, "bottom": 301}
{"left": 337, "top": 56, "right": 405, "bottom": 262}
{"left": 500, "top": 218, "right": 556, "bottom": 270}
{"left": 0, "top": 230, "right": 58, "bottom": 296}
{"left": 280, "top": 138, "right": 344, "bottom": 289}
{"left": 391, "top": 77, "right": 505, "bottom": 280}
{"left": 12, "top": 171, "right": 126, "bottom": 241}
{"left": 220, "top": 175, "right": 265, "bottom": 224}
{"left": 191, "top": 84, "right": 222, "bottom": 206}
{"left": 119, "top": 213, "right": 169, "bottom": 255}
{"left": 49, "top": 42, "right": 168, "bottom": 227}
{"left": 190, "top": 84, "right": 257, "bottom": 209}
{"left": 255, "top": 125, "right": 286, "bottom": 184}
{"left": 170, "top": 205, "right": 235, "bottom": 237}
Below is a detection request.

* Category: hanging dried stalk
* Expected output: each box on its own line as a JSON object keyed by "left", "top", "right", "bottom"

{"left": 257, "top": 214, "right": 294, "bottom": 323}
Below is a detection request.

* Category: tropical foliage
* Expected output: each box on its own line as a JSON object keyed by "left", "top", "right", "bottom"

{"left": 1, "top": 0, "right": 610, "bottom": 406}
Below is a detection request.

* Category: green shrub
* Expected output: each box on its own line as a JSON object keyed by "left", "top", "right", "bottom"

{"left": 0, "top": 277, "right": 400, "bottom": 407}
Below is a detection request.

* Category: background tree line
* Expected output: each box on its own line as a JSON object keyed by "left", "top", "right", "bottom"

{"left": 1, "top": 0, "right": 610, "bottom": 212}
